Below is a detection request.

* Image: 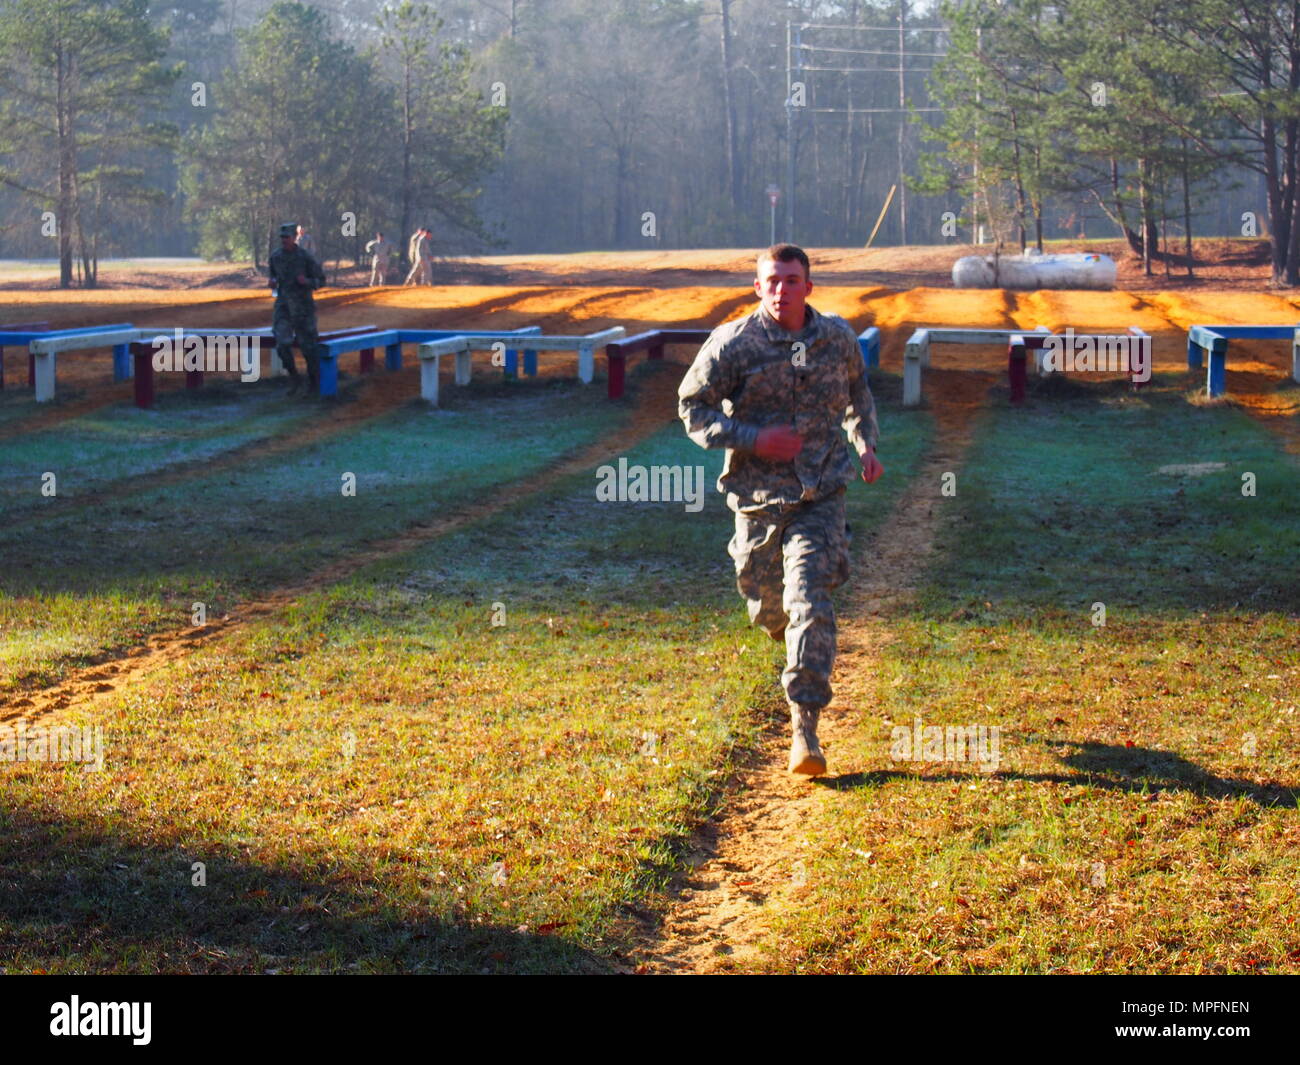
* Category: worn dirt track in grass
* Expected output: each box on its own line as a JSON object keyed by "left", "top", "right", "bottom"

{"left": 1224, "top": 370, "right": 1300, "bottom": 454}
{"left": 634, "top": 369, "right": 992, "bottom": 975}
{"left": 0, "top": 362, "right": 686, "bottom": 728}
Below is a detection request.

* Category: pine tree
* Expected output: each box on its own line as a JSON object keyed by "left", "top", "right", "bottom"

{"left": 0, "top": 0, "right": 179, "bottom": 287}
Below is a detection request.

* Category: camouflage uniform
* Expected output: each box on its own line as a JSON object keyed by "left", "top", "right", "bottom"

{"left": 678, "top": 303, "right": 879, "bottom": 712}
{"left": 267, "top": 244, "right": 326, "bottom": 388}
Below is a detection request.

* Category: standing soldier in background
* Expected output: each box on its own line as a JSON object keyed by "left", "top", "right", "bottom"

{"left": 267, "top": 222, "right": 327, "bottom": 396}
{"left": 365, "top": 231, "right": 394, "bottom": 286}
{"left": 296, "top": 224, "right": 318, "bottom": 259}
{"left": 678, "top": 244, "right": 883, "bottom": 776}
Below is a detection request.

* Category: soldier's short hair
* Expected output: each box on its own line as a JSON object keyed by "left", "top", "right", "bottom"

{"left": 757, "top": 243, "right": 810, "bottom": 281}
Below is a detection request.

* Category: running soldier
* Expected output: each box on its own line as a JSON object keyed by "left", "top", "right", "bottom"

{"left": 678, "top": 243, "right": 883, "bottom": 775}
{"left": 267, "top": 221, "right": 327, "bottom": 395}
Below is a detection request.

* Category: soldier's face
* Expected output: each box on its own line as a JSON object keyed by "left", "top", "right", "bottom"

{"left": 281, "top": 234, "right": 296, "bottom": 250}
{"left": 755, "top": 258, "right": 812, "bottom": 323}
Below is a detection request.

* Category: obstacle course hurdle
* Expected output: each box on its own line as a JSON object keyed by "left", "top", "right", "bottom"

{"left": 2, "top": 323, "right": 135, "bottom": 398}
{"left": 18, "top": 324, "right": 384, "bottom": 407}
{"left": 0, "top": 321, "right": 49, "bottom": 389}
{"left": 127, "top": 326, "right": 380, "bottom": 407}
{"left": 1186, "top": 324, "right": 1300, "bottom": 398}
{"left": 1013, "top": 326, "right": 1151, "bottom": 401}
{"left": 858, "top": 327, "right": 881, "bottom": 370}
{"left": 901, "top": 327, "right": 1050, "bottom": 406}
{"left": 603, "top": 330, "right": 710, "bottom": 399}
{"left": 27, "top": 327, "right": 142, "bottom": 403}
{"left": 901, "top": 325, "right": 1156, "bottom": 406}
{"left": 315, "top": 327, "right": 543, "bottom": 397}
{"left": 601, "top": 325, "right": 880, "bottom": 401}
{"left": 416, "top": 327, "right": 627, "bottom": 406}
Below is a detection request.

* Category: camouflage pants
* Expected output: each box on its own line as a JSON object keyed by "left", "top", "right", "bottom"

{"left": 273, "top": 302, "right": 320, "bottom": 384}
{"left": 729, "top": 489, "right": 851, "bottom": 710}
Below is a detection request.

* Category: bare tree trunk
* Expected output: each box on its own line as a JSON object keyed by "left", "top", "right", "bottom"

{"left": 896, "top": 0, "right": 907, "bottom": 244}
{"left": 1263, "top": 115, "right": 1288, "bottom": 284}
{"left": 56, "top": 44, "right": 74, "bottom": 289}
{"left": 719, "top": 0, "right": 741, "bottom": 217}
{"left": 1010, "top": 110, "right": 1027, "bottom": 252}
{"left": 1160, "top": 170, "right": 1171, "bottom": 281}
{"left": 1138, "top": 157, "right": 1151, "bottom": 275}
{"left": 400, "top": 56, "right": 413, "bottom": 270}
{"left": 1181, "top": 138, "right": 1195, "bottom": 278}
{"left": 1288, "top": 118, "right": 1300, "bottom": 284}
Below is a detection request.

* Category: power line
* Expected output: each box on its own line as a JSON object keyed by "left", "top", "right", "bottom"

{"left": 795, "top": 44, "right": 948, "bottom": 57}
{"left": 797, "top": 65, "right": 936, "bottom": 74}
{"left": 794, "top": 23, "right": 950, "bottom": 31}
{"left": 806, "top": 107, "right": 947, "bottom": 114}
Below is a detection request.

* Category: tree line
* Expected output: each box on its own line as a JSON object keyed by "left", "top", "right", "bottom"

{"left": 0, "top": 0, "right": 1288, "bottom": 287}
{"left": 918, "top": 0, "right": 1300, "bottom": 283}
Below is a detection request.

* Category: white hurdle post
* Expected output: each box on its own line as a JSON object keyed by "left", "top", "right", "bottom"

{"left": 576, "top": 328, "right": 626, "bottom": 384}
{"left": 416, "top": 336, "right": 471, "bottom": 406}
{"left": 29, "top": 327, "right": 143, "bottom": 403}
{"left": 33, "top": 351, "right": 55, "bottom": 403}
{"left": 419, "top": 327, "right": 626, "bottom": 401}
{"left": 903, "top": 329, "right": 928, "bottom": 406}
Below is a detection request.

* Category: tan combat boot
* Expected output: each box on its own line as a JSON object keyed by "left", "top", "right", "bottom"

{"left": 788, "top": 703, "right": 827, "bottom": 776}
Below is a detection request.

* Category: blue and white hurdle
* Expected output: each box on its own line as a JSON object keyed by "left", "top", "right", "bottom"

{"left": 19, "top": 325, "right": 364, "bottom": 404}
{"left": 26, "top": 326, "right": 142, "bottom": 402}
{"left": 857, "top": 326, "right": 881, "bottom": 370}
{"left": 1, "top": 323, "right": 136, "bottom": 399}
{"left": 415, "top": 327, "right": 627, "bottom": 406}
{"left": 314, "top": 326, "right": 544, "bottom": 397}
{"left": 1186, "top": 324, "right": 1300, "bottom": 398}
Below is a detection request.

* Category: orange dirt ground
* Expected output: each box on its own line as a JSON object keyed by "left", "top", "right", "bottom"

{"left": 2, "top": 243, "right": 1296, "bottom": 444}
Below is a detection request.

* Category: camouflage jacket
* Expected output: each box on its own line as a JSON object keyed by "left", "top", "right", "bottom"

{"left": 678, "top": 303, "right": 879, "bottom": 513}
{"left": 267, "top": 246, "right": 325, "bottom": 310}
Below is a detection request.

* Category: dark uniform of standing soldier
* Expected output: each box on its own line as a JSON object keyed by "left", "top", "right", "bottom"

{"left": 678, "top": 244, "right": 884, "bottom": 776}
{"left": 267, "top": 221, "right": 326, "bottom": 395}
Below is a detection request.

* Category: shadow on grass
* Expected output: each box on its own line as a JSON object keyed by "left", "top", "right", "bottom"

{"left": 0, "top": 802, "right": 616, "bottom": 974}
{"left": 818, "top": 738, "right": 1297, "bottom": 809}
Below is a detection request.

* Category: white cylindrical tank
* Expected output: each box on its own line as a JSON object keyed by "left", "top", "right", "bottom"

{"left": 952, "top": 251, "right": 1117, "bottom": 290}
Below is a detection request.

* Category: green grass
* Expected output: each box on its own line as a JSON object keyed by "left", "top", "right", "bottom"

{"left": 746, "top": 376, "right": 1300, "bottom": 974}
{"left": 12, "top": 359, "right": 1291, "bottom": 975}
{"left": 0, "top": 385, "right": 313, "bottom": 521}
{"left": 0, "top": 385, "right": 934, "bottom": 973}
{"left": 0, "top": 374, "right": 627, "bottom": 692}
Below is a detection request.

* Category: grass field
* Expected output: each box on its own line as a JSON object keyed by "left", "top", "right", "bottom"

{"left": 754, "top": 376, "right": 1300, "bottom": 974}
{"left": 1, "top": 272, "right": 1297, "bottom": 975}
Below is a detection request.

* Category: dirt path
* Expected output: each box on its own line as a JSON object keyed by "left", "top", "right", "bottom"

{"left": 634, "top": 369, "right": 993, "bottom": 974}
{"left": 0, "top": 362, "right": 686, "bottom": 728}
{"left": 1215, "top": 368, "right": 1300, "bottom": 454}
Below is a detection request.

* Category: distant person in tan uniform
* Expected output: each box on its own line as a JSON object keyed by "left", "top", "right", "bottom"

{"left": 365, "top": 232, "right": 394, "bottom": 285}
{"left": 403, "top": 228, "right": 433, "bottom": 286}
